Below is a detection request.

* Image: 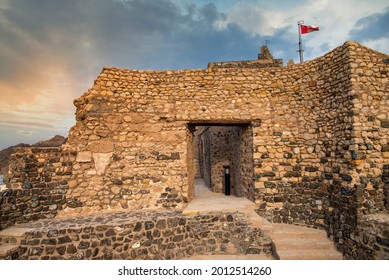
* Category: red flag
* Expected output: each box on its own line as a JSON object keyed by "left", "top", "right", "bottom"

{"left": 300, "top": 24, "right": 319, "bottom": 34}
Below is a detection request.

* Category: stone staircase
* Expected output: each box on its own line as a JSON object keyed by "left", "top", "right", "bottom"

{"left": 241, "top": 213, "right": 342, "bottom": 259}
{"left": 184, "top": 178, "right": 343, "bottom": 260}
{"left": 0, "top": 227, "right": 29, "bottom": 260}
{"left": 268, "top": 223, "right": 343, "bottom": 260}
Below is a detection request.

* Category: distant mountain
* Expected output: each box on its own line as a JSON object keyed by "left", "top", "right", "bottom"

{"left": 0, "top": 135, "right": 67, "bottom": 176}
{"left": 32, "top": 135, "right": 67, "bottom": 147}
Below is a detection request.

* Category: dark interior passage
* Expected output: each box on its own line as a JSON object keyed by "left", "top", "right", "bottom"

{"left": 191, "top": 124, "right": 255, "bottom": 202}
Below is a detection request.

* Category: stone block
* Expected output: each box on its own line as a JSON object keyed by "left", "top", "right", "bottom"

{"left": 305, "top": 166, "right": 318, "bottom": 172}
{"left": 381, "top": 120, "right": 389, "bottom": 128}
{"left": 255, "top": 181, "right": 265, "bottom": 189}
{"left": 264, "top": 181, "right": 275, "bottom": 188}
{"left": 92, "top": 152, "right": 113, "bottom": 175}
{"left": 66, "top": 244, "right": 78, "bottom": 254}
{"left": 283, "top": 152, "right": 293, "bottom": 159}
{"left": 104, "top": 115, "right": 123, "bottom": 131}
{"left": 341, "top": 174, "right": 353, "bottom": 182}
{"left": 350, "top": 160, "right": 362, "bottom": 166}
{"left": 76, "top": 151, "right": 92, "bottom": 163}
{"left": 90, "top": 141, "right": 114, "bottom": 153}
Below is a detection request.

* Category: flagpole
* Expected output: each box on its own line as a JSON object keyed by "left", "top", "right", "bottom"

{"left": 297, "top": 20, "right": 304, "bottom": 63}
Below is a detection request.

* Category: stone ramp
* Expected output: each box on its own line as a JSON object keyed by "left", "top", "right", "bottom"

{"left": 269, "top": 223, "right": 343, "bottom": 260}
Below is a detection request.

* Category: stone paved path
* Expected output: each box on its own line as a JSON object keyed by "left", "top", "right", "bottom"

{"left": 182, "top": 178, "right": 257, "bottom": 214}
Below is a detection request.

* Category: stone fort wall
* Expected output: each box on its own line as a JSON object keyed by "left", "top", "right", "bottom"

{"left": 1, "top": 211, "right": 271, "bottom": 260}
{"left": 1, "top": 148, "right": 74, "bottom": 229}
{"left": 64, "top": 41, "right": 387, "bottom": 215}
{"left": 1, "top": 41, "right": 388, "bottom": 259}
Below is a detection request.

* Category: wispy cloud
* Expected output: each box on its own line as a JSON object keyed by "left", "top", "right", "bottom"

{"left": 16, "top": 130, "right": 35, "bottom": 136}
{"left": 0, "top": 121, "right": 55, "bottom": 129}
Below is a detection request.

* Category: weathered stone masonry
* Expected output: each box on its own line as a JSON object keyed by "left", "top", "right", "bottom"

{"left": 1, "top": 211, "right": 271, "bottom": 260}
{"left": 1, "top": 41, "right": 388, "bottom": 259}
{"left": 1, "top": 148, "right": 74, "bottom": 229}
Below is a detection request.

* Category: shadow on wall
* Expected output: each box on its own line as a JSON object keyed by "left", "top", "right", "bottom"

{"left": 383, "top": 164, "right": 389, "bottom": 212}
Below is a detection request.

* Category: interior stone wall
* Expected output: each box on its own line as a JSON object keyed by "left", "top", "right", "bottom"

{"left": 197, "top": 127, "right": 212, "bottom": 187}
{"left": 186, "top": 126, "right": 195, "bottom": 202}
{"left": 206, "top": 126, "right": 240, "bottom": 193}
{"left": 235, "top": 124, "right": 255, "bottom": 201}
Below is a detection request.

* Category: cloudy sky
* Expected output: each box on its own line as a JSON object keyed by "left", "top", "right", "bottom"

{"left": 0, "top": 0, "right": 388, "bottom": 149}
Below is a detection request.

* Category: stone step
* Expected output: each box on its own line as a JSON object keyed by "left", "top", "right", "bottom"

{"left": 0, "top": 227, "right": 30, "bottom": 245}
{"left": 271, "top": 237, "right": 335, "bottom": 251}
{"left": 0, "top": 245, "right": 20, "bottom": 260}
{"left": 270, "top": 224, "right": 328, "bottom": 239}
{"left": 269, "top": 223, "right": 342, "bottom": 260}
{"left": 271, "top": 231, "right": 327, "bottom": 240}
{"left": 274, "top": 248, "right": 343, "bottom": 260}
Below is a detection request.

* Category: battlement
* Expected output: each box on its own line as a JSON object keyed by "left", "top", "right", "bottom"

{"left": 207, "top": 45, "right": 283, "bottom": 68}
